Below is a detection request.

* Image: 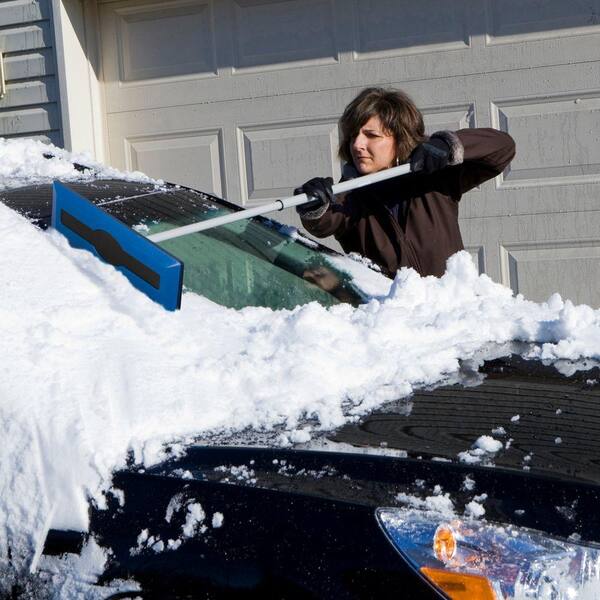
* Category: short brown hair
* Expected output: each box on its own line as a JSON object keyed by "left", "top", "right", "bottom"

{"left": 338, "top": 87, "right": 425, "bottom": 165}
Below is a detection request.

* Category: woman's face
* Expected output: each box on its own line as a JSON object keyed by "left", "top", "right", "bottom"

{"left": 350, "top": 115, "right": 397, "bottom": 175}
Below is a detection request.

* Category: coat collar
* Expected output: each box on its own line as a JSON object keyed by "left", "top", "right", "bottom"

{"left": 341, "top": 163, "right": 360, "bottom": 181}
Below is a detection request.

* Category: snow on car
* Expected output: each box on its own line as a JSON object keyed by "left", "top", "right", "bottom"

{"left": 1, "top": 139, "right": 600, "bottom": 597}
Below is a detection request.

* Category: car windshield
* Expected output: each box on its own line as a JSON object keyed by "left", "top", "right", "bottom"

{"left": 101, "top": 187, "right": 366, "bottom": 310}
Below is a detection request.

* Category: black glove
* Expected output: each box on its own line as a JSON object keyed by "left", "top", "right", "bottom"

{"left": 294, "top": 177, "right": 333, "bottom": 218}
{"left": 410, "top": 137, "right": 451, "bottom": 174}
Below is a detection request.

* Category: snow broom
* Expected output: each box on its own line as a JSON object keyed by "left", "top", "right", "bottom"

{"left": 148, "top": 163, "right": 411, "bottom": 243}
{"left": 51, "top": 163, "right": 412, "bottom": 310}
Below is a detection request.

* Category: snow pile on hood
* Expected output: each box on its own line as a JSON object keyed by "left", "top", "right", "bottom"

{"left": 0, "top": 138, "right": 162, "bottom": 190}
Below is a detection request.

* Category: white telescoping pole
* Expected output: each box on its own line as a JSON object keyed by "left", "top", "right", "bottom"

{"left": 148, "top": 162, "right": 412, "bottom": 244}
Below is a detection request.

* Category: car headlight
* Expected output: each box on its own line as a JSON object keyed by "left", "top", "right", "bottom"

{"left": 376, "top": 508, "right": 600, "bottom": 599}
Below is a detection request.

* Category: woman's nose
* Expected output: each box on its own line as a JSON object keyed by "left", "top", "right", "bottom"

{"left": 352, "top": 134, "right": 365, "bottom": 151}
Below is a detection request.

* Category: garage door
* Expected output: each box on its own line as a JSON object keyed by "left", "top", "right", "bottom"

{"left": 98, "top": 0, "right": 600, "bottom": 306}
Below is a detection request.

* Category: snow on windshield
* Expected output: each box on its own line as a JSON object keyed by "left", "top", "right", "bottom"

{"left": 2, "top": 138, "right": 600, "bottom": 590}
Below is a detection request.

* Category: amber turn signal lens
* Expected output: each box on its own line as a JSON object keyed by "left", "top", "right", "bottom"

{"left": 421, "top": 568, "right": 497, "bottom": 600}
{"left": 433, "top": 524, "right": 457, "bottom": 563}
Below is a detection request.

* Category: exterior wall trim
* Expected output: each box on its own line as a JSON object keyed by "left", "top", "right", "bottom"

{"left": 52, "top": 0, "right": 106, "bottom": 159}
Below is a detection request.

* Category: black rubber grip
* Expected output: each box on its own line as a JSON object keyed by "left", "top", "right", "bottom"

{"left": 60, "top": 209, "right": 161, "bottom": 289}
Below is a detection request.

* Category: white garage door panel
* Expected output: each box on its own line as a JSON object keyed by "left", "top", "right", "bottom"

{"left": 465, "top": 246, "right": 486, "bottom": 275}
{"left": 486, "top": 0, "right": 600, "bottom": 42}
{"left": 462, "top": 211, "right": 600, "bottom": 303}
{"left": 102, "top": 0, "right": 216, "bottom": 84}
{"left": 495, "top": 93, "right": 600, "bottom": 189}
{"left": 239, "top": 119, "right": 340, "bottom": 204}
{"left": 423, "top": 104, "right": 476, "bottom": 135}
{"left": 500, "top": 241, "right": 600, "bottom": 305}
{"left": 232, "top": 0, "right": 337, "bottom": 70}
{"left": 116, "top": 0, "right": 216, "bottom": 82}
{"left": 126, "top": 130, "right": 225, "bottom": 195}
{"left": 354, "top": 0, "right": 470, "bottom": 57}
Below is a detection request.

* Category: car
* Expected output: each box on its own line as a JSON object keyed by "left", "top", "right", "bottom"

{"left": 2, "top": 175, "right": 600, "bottom": 599}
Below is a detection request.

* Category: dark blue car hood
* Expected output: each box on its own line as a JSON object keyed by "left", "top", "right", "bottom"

{"left": 332, "top": 355, "right": 600, "bottom": 486}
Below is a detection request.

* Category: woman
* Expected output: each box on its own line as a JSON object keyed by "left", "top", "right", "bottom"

{"left": 295, "top": 87, "right": 515, "bottom": 278}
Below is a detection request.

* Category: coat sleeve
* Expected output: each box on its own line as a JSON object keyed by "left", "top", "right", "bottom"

{"left": 299, "top": 192, "right": 357, "bottom": 239}
{"left": 452, "top": 128, "right": 516, "bottom": 195}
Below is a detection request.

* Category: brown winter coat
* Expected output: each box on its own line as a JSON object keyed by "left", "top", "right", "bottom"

{"left": 300, "top": 128, "right": 516, "bottom": 278}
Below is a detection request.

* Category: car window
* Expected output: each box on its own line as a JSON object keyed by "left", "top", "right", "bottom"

{"left": 102, "top": 188, "right": 365, "bottom": 310}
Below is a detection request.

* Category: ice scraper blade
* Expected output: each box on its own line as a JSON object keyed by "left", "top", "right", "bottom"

{"left": 51, "top": 181, "right": 183, "bottom": 311}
